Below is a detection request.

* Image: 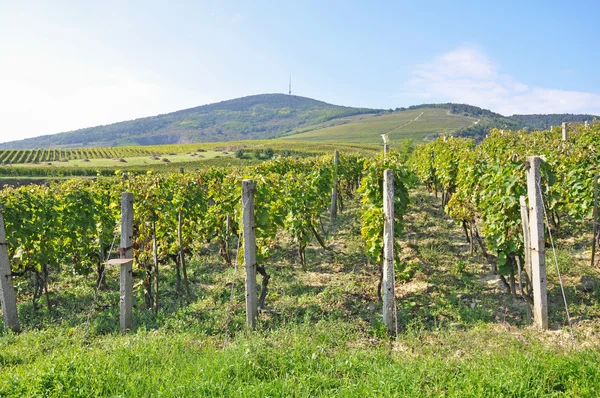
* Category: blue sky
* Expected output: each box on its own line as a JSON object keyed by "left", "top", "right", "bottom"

{"left": 1, "top": 0, "right": 599, "bottom": 142}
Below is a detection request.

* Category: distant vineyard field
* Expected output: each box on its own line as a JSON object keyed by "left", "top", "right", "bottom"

{"left": 0, "top": 140, "right": 380, "bottom": 167}
{"left": 0, "top": 140, "right": 381, "bottom": 178}
{"left": 0, "top": 147, "right": 155, "bottom": 164}
{"left": 283, "top": 108, "right": 477, "bottom": 143}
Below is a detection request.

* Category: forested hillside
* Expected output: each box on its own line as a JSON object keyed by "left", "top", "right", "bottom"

{"left": 509, "top": 113, "right": 598, "bottom": 129}
{"left": 0, "top": 94, "right": 378, "bottom": 149}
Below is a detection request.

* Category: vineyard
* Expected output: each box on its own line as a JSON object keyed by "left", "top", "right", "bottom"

{"left": 0, "top": 140, "right": 380, "bottom": 179}
{"left": 1, "top": 126, "right": 600, "bottom": 395}
{"left": 0, "top": 141, "right": 379, "bottom": 166}
{"left": 0, "top": 147, "right": 156, "bottom": 164}
{"left": 0, "top": 152, "right": 409, "bottom": 324}
{"left": 408, "top": 123, "right": 600, "bottom": 303}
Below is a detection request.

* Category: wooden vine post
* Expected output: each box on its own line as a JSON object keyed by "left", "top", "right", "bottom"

{"left": 382, "top": 169, "right": 397, "bottom": 336}
{"left": 592, "top": 175, "right": 599, "bottom": 267}
{"left": 519, "top": 196, "right": 532, "bottom": 278}
{"left": 519, "top": 195, "right": 533, "bottom": 322}
{"left": 242, "top": 180, "right": 257, "bottom": 329}
{"left": 178, "top": 209, "right": 190, "bottom": 294}
{"left": 0, "top": 206, "right": 20, "bottom": 332}
{"left": 562, "top": 122, "right": 568, "bottom": 141}
{"left": 330, "top": 150, "right": 339, "bottom": 222}
{"left": 382, "top": 134, "right": 389, "bottom": 158}
{"left": 119, "top": 192, "right": 134, "bottom": 333}
{"left": 526, "top": 156, "right": 548, "bottom": 330}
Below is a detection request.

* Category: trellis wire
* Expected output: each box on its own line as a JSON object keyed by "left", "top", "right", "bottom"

{"left": 537, "top": 180, "right": 576, "bottom": 348}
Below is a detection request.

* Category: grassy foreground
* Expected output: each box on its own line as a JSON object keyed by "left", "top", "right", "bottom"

{"left": 1, "top": 188, "right": 599, "bottom": 396}
{"left": 1, "top": 323, "right": 599, "bottom": 397}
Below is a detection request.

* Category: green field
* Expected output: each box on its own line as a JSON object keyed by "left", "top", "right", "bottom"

{"left": 282, "top": 108, "right": 478, "bottom": 143}
{"left": 13, "top": 150, "right": 233, "bottom": 168}
{"left": 0, "top": 140, "right": 379, "bottom": 177}
{"left": 12, "top": 151, "right": 233, "bottom": 168}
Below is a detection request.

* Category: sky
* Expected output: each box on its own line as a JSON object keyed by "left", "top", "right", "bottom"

{"left": 1, "top": 0, "right": 600, "bottom": 142}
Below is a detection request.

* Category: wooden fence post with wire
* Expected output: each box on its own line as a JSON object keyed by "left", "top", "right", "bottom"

{"left": 519, "top": 196, "right": 533, "bottom": 322}
{"left": 0, "top": 206, "right": 20, "bottom": 333}
{"left": 330, "top": 150, "right": 339, "bottom": 222}
{"left": 242, "top": 180, "right": 257, "bottom": 330}
{"left": 592, "top": 175, "right": 599, "bottom": 267}
{"left": 118, "top": 192, "right": 134, "bottom": 333}
{"left": 381, "top": 134, "right": 390, "bottom": 158}
{"left": 526, "top": 156, "right": 548, "bottom": 330}
{"left": 382, "top": 169, "right": 397, "bottom": 336}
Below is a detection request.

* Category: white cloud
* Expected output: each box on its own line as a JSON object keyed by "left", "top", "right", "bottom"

{"left": 406, "top": 46, "right": 600, "bottom": 116}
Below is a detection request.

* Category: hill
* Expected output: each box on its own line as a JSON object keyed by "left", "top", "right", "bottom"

{"left": 0, "top": 94, "right": 378, "bottom": 149}
{"left": 398, "top": 103, "right": 505, "bottom": 119}
{"left": 2, "top": 95, "right": 597, "bottom": 149}
{"left": 398, "top": 104, "right": 597, "bottom": 142}
{"left": 401, "top": 103, "right": 598, "bottom": 127}
{"left": 283, "top": 103, "right": 597, "bottom": 144}
{"left": 509, "top": 113, "right": 598, "bottom": 129}
{"left": 282, "top": 108, "right": 479, "bottom": 143}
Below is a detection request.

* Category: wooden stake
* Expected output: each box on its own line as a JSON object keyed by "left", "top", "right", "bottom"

{"left": 0, "top": 206, "right": 20, "bottom": 332}
{"left": 585, "top": 120, "right": 590, "bottom": 130}
{"left": 120, "top": 192, "right": 134, "bottom": 334}
{"left": 519, "top": 196, "right": 532, "bottom": 278}
{"left": 225, "top": 214, "right": 232, "bottom": 265}
{"left": 384, "top": 144, "right": 390, "bottom": 156}
{"left": 382, "top": 169, "right": 396, "bottom": 336}
{"left": 242, "top": 180, "right": 257, "bottom": 329}
{"left": 592, "top": 175, "right": 598, "bottom": 267}
{"left": 152, "top": 220, "right": 159, "bottom": 315}
{"left": 526, "top": 156, "right": 548, "bottom": 330}
{"left": 562, "top": 122, "right": 568, "bottom": 141}
{"left": 330, "top": 150, "right": 339, "bottom": 222}
{"left": 178, "top": 210, "right": 189, "bottom": 294}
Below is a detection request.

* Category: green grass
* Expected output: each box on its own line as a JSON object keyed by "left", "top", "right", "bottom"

{"left": 2, "top": 323, "right": 599, "bottom": 397}
{"left": 282, "top": 108, "right": 478, "bottom": 144}
{"left": 1, "top": 187, "right": 599, "bottom": 396}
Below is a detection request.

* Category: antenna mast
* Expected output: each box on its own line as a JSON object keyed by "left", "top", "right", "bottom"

{"left": 288, "top": 75, "right": 292, "bottom": 95}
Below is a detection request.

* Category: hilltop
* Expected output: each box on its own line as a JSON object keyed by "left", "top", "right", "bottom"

{"left": 0, "top": 94, "right": 378, "bottom": 149}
